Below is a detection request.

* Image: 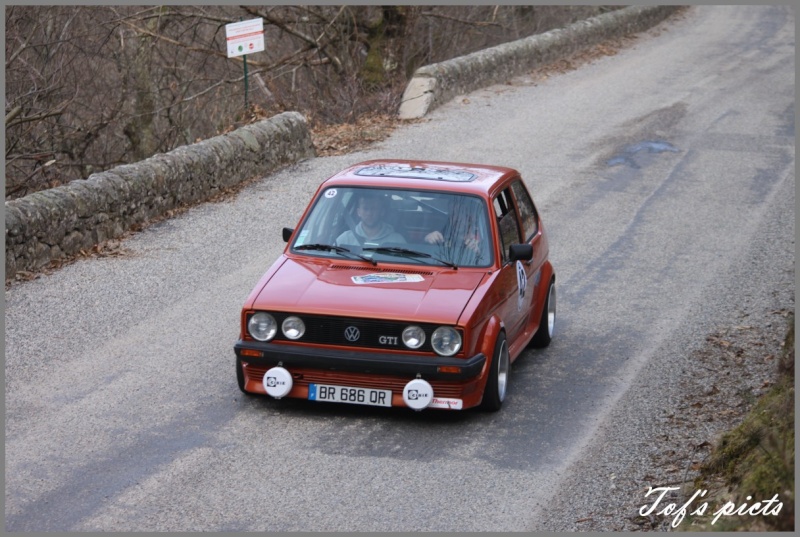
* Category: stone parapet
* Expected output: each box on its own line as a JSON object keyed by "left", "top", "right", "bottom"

{"left": 5, "top": 111, "right": 315, "bottom": 278}
{"left": 398, "top": 5, "right": 682, "bottom": 119}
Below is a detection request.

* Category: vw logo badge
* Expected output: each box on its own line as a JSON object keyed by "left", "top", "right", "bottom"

{"left": 344, "top": 326, "right": 361, "bottom": 342}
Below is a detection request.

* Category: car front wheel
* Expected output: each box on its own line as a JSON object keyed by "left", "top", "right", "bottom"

{"left": 481, "top": 331, "right": 509, "bottom": 412}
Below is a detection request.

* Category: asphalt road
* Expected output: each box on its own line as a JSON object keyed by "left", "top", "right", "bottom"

{"left": 4, "top": 5, "right": 795, "bottom": 532}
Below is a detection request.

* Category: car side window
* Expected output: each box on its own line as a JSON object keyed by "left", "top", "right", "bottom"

{"left": 510, "top": 179, "right": 538, "bottom": 241}
{"left": 493, "top": 188, "right": 521, "bottom": 265}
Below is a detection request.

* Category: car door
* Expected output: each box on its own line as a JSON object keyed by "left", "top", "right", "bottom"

{"left": 508, "top": 178, "right": 545, "bottom": 335}
{"left": 492, "top": 184, "right": 532, "bottom": 344}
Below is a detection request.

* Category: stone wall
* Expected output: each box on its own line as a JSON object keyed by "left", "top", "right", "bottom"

{"left": 398, "top": 5, "right": 683, "bottom": 119}
{"left": 5, "top": 111, "right": 315, "bottom": 278}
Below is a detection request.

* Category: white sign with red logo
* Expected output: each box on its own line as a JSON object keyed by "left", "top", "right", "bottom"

{"left": 225, "top": 18, "right": 264, "bottom": 58}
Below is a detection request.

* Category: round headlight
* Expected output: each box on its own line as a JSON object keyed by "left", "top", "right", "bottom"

{"left": 248, "top": 312, "right": 277, "bottom": 342}
{"left": 402, "top": 325, "right": 426, "bottom": 349}
{"left": 431, "top": 326, "right": 462, "bottom": 356}
{"left": 282, "top": 316, "right": 306, "bottom": 340}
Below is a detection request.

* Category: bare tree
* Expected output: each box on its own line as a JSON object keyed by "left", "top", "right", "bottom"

{"left": 5, "top": 5, "right": 617, "bottom": 200}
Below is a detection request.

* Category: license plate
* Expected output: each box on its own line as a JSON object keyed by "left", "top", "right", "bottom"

{"left": 308, "top": 383, "right": 392, "bottom": 407}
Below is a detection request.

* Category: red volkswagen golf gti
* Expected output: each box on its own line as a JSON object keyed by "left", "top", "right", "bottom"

{"left": 235, "top": 160, "right": 555, "bottom": 411}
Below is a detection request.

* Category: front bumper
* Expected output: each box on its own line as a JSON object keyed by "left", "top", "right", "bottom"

{"left": 234, "top": 340, "right": 486, "bottom": 381}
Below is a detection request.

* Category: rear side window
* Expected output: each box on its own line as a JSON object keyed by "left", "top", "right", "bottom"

{"left": 510, "top": 179, "right": 538, "bottom": 240}
{"left": 493, "top": 188, "right": 521, "bottom": 264}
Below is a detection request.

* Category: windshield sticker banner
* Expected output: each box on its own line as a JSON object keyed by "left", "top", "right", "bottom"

{"left": 352, "top": 273, "right": 425, "bottom": 284}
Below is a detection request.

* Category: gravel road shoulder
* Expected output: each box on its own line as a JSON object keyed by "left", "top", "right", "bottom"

{"left": 530, "top": 165, "right": 795, "bottom": 531}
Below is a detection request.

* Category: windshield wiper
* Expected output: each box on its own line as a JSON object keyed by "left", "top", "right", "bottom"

{"left": 295, "top": 243, "right": 377, "bottom": 265}
{"left": 362, "top": 246, "right": 457, "bottom": 269}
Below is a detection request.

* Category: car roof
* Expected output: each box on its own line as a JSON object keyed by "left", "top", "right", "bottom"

{"left": 321, "top": 159, "right": 520, "bottom": 196}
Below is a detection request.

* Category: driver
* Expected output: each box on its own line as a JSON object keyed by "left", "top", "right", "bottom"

{"left": 336, "top": 193, "right": 406, "bottom": 247}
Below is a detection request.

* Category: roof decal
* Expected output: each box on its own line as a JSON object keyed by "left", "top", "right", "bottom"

{"left": 355, "top": 164, "right": 476, "bottom": 182}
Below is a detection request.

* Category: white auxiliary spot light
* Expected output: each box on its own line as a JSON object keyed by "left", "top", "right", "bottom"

{"left": 262, "top": 366, "right": 293, "bottom": 399}
{"left": 403, "top": 378, "right": 434, "bottom": 411}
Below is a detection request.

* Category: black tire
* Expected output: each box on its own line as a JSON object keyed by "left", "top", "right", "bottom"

{"left": 481, "top": 331, "right": 510, "bottom": 412}
{"left": 530, "top": 278, "right": 556, "bottom": 348}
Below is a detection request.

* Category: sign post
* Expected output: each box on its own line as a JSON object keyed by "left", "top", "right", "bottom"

{"left": 225, "top": 18, "right": 265, "bottom": 110}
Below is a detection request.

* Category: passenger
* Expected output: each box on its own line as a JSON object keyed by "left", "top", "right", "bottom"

{"left": 425, "top": 228, "right": 481, "bottom": 254}
{"left": 424, "top": 197, "right": 484, "bottom": 256}
{"left": 336, "top": 193, "right": 406, "bottom": 247}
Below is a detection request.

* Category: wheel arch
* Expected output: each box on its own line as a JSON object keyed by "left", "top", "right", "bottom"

{"left": 476, "top": 315, "right": 506, "bottom": 397}
{"left": 479, "top": 315, "right": 505, "bottom": 364}
{"left": 533, "top": 262, "right": 555, "bottom": 324}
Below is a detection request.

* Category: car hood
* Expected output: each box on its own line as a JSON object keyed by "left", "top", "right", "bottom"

{"left": 252, "top": 257, "right": 485, "bottom": 324}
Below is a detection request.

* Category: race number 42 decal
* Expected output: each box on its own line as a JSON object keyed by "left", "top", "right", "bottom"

{"left": 516, "top": 260, "right": 527, "bottom": 311}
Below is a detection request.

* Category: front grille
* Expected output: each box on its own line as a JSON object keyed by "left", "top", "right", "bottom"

{"left": 258, "top": 312, "right": 459, "bottom": 354}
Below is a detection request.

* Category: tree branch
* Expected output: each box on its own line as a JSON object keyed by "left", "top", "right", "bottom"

{"left": 241, "top": 6, "right": 344, "bottom": 73}
{"left": 6, "top": 102, "right": 70, "bottom": 129}
{"left": 419, "top": 11, "right": 506, "bottom": 28}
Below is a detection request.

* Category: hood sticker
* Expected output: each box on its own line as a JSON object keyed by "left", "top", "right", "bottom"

{"left": 352, "top": 272, "right": 425, "bottom": 285}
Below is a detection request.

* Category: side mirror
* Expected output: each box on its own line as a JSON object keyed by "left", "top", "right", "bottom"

{"left": 509, "top": 243, "right": 533, "bottom": 262}
{"left": 282, "top": 227, "right": 294, "bottom": 243}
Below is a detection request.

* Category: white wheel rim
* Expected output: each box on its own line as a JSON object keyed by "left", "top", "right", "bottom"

{"left": 497, "top": 339, "right": 509, "bottom": 401}
{"left": 547, "top": 284, "right": 556, "bottom": 337}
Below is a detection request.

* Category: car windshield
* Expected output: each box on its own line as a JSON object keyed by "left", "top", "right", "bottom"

{"left": 290, "top": 186, "right": 493, "bottom": 268}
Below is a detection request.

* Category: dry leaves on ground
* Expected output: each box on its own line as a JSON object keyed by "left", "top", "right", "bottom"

{"left": 310, "top": 114, "right": 403, "bottom": 157}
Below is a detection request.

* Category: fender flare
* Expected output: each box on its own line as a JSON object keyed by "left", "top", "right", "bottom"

{"left": 479, "top": 316, "right": 505, "bottom": 379}
{"left": 535, "top": 262, "right": 556, "bottom": 318}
